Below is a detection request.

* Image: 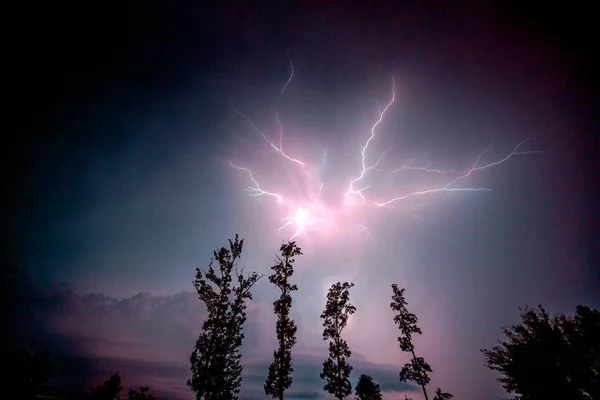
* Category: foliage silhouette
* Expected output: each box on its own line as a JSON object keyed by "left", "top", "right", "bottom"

{"left": 264, "top": 241, "right": 303, "bottom": 400}
{"left": 128, "top": 386, "right": 157, "bottom": 400}
{"left": 354, "top": 374, "right": 382, "bottom": 400}
{"left": 320, "top": 281, "right": 356, "bottom": 399}
{"left": 482, "top": 304, "right": 599, "bottom": 400}
{"left": 432, "top": 388, "right": 454, "bottom": 400}
{"left": 88, "top": 372, "right": 156, "bottom": 400}
{"left": 390, "top": 284, "right": 453, "bottom": 400}
{"left": 90, "top": 372, "right": 123, "bottom": 400}
{"left": 188, "top": 234, "right": 263, "bottom": 400}
{"left": 8, "top": 348, "right": 53, "bottom": 400}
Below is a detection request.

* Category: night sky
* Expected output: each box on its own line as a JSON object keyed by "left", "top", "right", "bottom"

{"left": 5, "top": 2, "right": 599, "bottom": 399}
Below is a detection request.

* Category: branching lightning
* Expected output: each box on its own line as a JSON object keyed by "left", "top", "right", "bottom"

{"left": 231, "top": 107, "right": 305, "bottom": 167}
{"left": 374, "top": 138, "right": 541, "bottom": 207}
{"left": 227, "top": 161, "right": 283, "bottom": 202}
{"left": 227, "top": 61, "right": 540, "bottom": 241}
{"left": 345, "top": 77, "right": 396, "bottom": 199}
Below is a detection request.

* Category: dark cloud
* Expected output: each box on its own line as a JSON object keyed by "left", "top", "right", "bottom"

{"left": 8, "top": 271, "right": 415, "bottom": 398}
{"left": 50, "top": 355, "right": 191, "bottom": 399}
{"left": 288, "top": 391, "right": 323, "bottom": 399}
{"left": 245, "top": 354, "right": 415, "bottom": 396}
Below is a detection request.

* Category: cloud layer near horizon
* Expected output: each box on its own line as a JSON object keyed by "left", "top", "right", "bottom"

{"left": 11, "top": 272, "right": 416, "bottom": 399}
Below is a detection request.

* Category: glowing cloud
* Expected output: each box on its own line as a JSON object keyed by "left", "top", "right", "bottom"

{"left": 227, "top": 62, "right": 540, "bottom": 242}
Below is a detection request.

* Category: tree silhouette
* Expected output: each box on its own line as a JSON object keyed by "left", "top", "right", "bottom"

{"left": 188, "top": 234, "right": 263, "bottom": 400}
{"left": 354, "top": 374, "right": 382, "bottom": 400}
{"left": 90, "top": 372, "right": 123, "bottom": 400}
{"left": 482, "top": 304, "right": 599, "bottom": 400}
{"left": 264, "top": 241, "right": 302, "bottom": 400}
{"left": 390, "top": 284, "right": 452, "bottom": 400}
{"left": 320, "top": 281, "right": 356, "bottom": 400}
{"left": 128, "top": 386, "right": 157, "bottom": 400}
{"left": 10, "top": 348, "right": 53, "bottom": 400}
{"left": 432, "top": 388, "right": 454, "bottom": 400}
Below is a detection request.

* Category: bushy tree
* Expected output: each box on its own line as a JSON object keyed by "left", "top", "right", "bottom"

{"left": 482, "top": 304, "right": 599, "bottom": 400}
{"left": 128, "top": 386, "right": 156, "bottom": 400}
{"left": 321, "top": 282, "right": 356, "bottom": 400}
{"left": 264, "top": 242, "right": 302, "bottom": 400}
{"left": 390, "top": 284, "right": 452, "bottom": 400}
{"left": 354, "top": 374, "right": 382, "bottom": 400}
{"left": 188, "top": 235, "right": 263, "bottom": 400}
{"left": 90, "top": 372, "right": 123, "bottom": 400}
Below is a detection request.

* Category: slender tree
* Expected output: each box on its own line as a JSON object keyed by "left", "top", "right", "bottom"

{"left": 264, "top": 242, "right": 302, "bottom": 399}
{"left": 354, "top": 374, "right": 382, "bottom": 400}
{"left": 390, "top": 284, "right": 452, "bottom": 400}
{"left": 321, "top": 281, "right": 356, "bottom": 400}
{"left": 188, "top": 234, "right": 263, "bottom": 400}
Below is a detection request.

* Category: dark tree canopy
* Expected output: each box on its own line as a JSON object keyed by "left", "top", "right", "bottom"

{"left": 188, "top": 234, "right": 262, "bottom": 400}
{"left": 88, "top": 372, "right": 155, "bottom": 400}
{"left": 264, "top": 241, "right": 302, "bottom": 400}
{"left": 390, "top": 284, "right": 452, "bottom": 400}
{"left": 402, "top": 391, "right": 454, "bottom": 400}
{"left": 90, "top": 372, "right": 123, "bottom": 400}
{"left": 482, "top": 304, "right": 600, "bottom": 400}
{"left": 354, "top": 374, "right": 382, "bottom": 400}
{"left": 128, "top": 386, "right": 157, "bottom": 400}
{"left": 320, "top": 281, "right": 356, "bottom": 400}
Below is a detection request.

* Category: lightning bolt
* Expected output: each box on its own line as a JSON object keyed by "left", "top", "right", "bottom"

{"left": 278, "top": 208, "right": 309, "bottom": 240}
{"left": 231, "top": 61, "right": 305, "bottom": 167}
{"left": 226, "top": 66, "right": 540, "bottom": 242}
{"left": 232, "top": 107, "right": 305, "bottom": 167}
{"left": 392, "top": 166, "right": 456, "bottom": 174}
{"left": 281, "top": 60, "right": 294, "bottom": 95}
{"left": 357, "top": 224, "right": 375, "bottom": 243}
{"left": 226, "top": 161, "right": 283, "bottom": 202}
{"left": 346, "top": 77, "right": 396, "bottom": 199}
{"left": 374, "top": 138, "right": 542, "bottom": 207}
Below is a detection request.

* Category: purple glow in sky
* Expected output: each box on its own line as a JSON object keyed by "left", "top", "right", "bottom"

{"left": 227, "top": 63, "right": 539, "bottom": 247}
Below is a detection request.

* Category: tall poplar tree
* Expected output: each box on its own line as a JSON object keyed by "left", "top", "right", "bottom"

{"left": 390, "top": 284, "right": 453, "bottom": 400}
{"left": 320, "top": 281, "right": 356, "bottom": 399}
{"left": 188, "top": 235, "right": 262, "bottom": 400}
{"left": 264, "top": 241, "right": 302, "bottom": 399}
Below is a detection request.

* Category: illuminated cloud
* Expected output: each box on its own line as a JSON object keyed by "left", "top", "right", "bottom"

{"left": 226, "top": 62, "right": 539, "bottom": 248}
